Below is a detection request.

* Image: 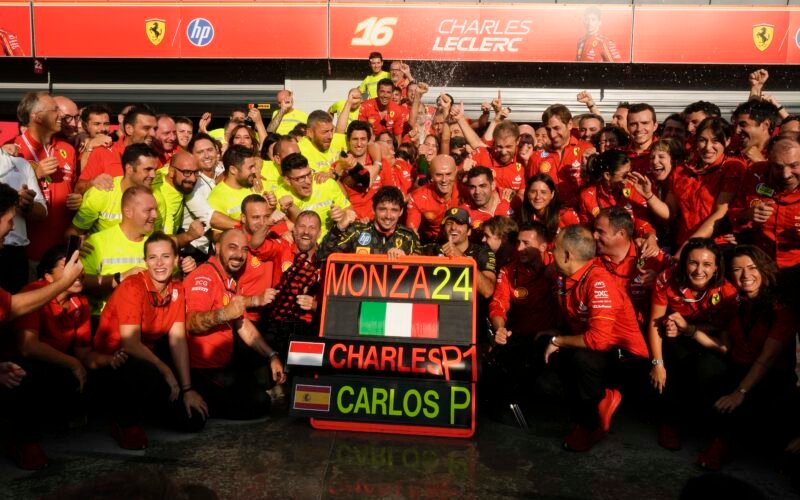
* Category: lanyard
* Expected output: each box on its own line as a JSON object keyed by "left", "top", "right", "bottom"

{"left": 20, "top": 133, "right": 52, "bottom": 163}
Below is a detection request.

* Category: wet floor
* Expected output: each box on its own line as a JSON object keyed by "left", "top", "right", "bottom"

{"left": 0, "top": 402, "right": 796, "bottom": 499}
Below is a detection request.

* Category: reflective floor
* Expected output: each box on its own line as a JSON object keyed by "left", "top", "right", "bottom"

{"left": 0, "top": 402, "right": 796, "bottom": 499}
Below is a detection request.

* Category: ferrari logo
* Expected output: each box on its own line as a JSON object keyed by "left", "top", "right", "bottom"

{"left": 146, "top": 19, "right": 166, "bottom": 46}
{"left": 752, "top": 24, "right": 773, "bottom": 52}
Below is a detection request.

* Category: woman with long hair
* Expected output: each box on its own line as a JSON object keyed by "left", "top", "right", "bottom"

{"left": 518, "top": 174, "right": 579, "bottom": 243}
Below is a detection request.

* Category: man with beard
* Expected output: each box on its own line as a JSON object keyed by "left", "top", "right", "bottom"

{"left": 298, "top": 110, "right": 346, "bottom": 174}
{"left": 460, "top": 166, "right": 513, "bottom": 234}
{"left": 78, "top": 104, "right": 114, "bottom": 169}
{"left": 207, "top": 144, "right": 261, "bottom": 221}
{"left": 578, "top": 114, "right": 604, "bottom": 143}
{"left": 151, "top": 152, "right": 204, "bottom": 247}
{"left": 730, "top": 133, "right": 800, "bottom": 268}
{"left": 407, "top": 155, "right": 461, "bottom": 244}
{"left": 358, "top": 79, "right": 405, "bottom": 144}
{"left": 268, "top": 90, "right": 308, "bottom": 136}
{"left": 529, "top": 104, "right": 593, "bottom": 208}
{"left": 683, "top": 101, "right": 720, "bottom": 137}
{"left": 153, "top": 115, "right": 179, "bottom": 166}
{"left": 732, "top": 99, "right": 778, "bottom": 165}
{"left": 53, "top": 96, "right": 81, "bottom": 150}
{"left": 71, "top": 143, "right": 158, "bottom": 235}
{"left": 319, "top": 186, "right": 420, "bottom": 261}
{"left": 184, "top": 228, "right": 286, "bottom": 419}
{"left": 78, "top": 105, "right": 157, "bottom": 189}
{"left": 14, "top": 91, "right": 80, "bottom": 263}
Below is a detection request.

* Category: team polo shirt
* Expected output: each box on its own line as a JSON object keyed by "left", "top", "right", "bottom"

{"left": 271, "top": 108, "right": 309, "bottom": 136}
{"left": 379, "top": 158, "right": 415, "bottom": 195}
{"left": 406, "top": 184, "right": 461, "bottom": 243}
{"left": 298, "top": 134, "right": 347, "bottom": 174}
{"left": 78, "top": 138, "right": 126, "bottom": 180}
{"left": 358, "top": 99, "right": 405, "bottom": 138}
{"left": 207, "top": 181, "right": 254, "bottom": 221}
{"left": 327, "top": 100, "right": 361, "bottom": 126}
{"left": 669, "top": 155, "right": 745, "bottom": 246}
{"left": 470, "top": 147, "right": 526, "bottom": 193}
{"left": 185, "top": 257, "right": 239, "bottom": 369}
{"left": 560, "top": 261, "right": 648, "bottom": 357}
{"left": 0, "top": 288, "right": 11, "bottom": 322}
{"left": 14, "top": 280, "right": 91, "bottom": 354}
{"left": 460, "top": 197, "right": 513, "bottom": 232}
{"left": 14, "top": 130, "right": 78, "bottom": 260}
{"left": 726, "top": 300, "right": 796, "bottom": 369}
{"left": 526, "top": 207, "right": 581, "bottom": 233}
{"left": 249, "top": 236, "right": 294, "bottom": 290}
{"left": 275, "top": 179, "right": 350, "bottom": 241}
{"left": 152, "top": 170, "right": 185, "bottom": 234}
{"left": 93, "top": 271, "right": 185, "bottom": 354}
{"left": 341, "top": 156, "right": 381, "bottom": 220}
{"left": 578, "top": 182, "right": 655, "bottom": 238}
{"left": 652, "top": 267, "right": 738, "bottom": 326}
{"left": 626, "top": 146, "right": 653, "bottom": 176}
{"left": 577, "top": 34, "right": 622, "bottom": 62}
{"left": 489, "top": 259, "right": 559, "bottom": 337}
{"left": 81, "top": 224, "right": 146, "bottom": 315}
{"left": 359, "top": 71, "right": 391, "bottom": 99}
{"left": 72, "top": 176, "right": 124, "bottom": 233}
{"left": 527, "top": 137, "right": 593, "bottom": 208}
{"left": 729, "top": 161, "right": 800, "bottom": 268}
{"left": 237, "top": 240, "right": 287, "bottom": 323}
{"left": 595, "top": 242, "right": 667, "bottom": 329}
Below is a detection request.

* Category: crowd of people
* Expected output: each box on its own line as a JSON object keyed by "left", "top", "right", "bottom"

{"left": 0, "top": 53, "right": 798, "bottom": 485}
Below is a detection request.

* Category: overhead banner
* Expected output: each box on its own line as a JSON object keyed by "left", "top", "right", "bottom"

{"left": 32, "top": 0, "right": 328, "bottom": 58}
{"left": 0, "top": 1, "right": 32, "bottom": 57}
{"left": 328, "top": 3, "right": 633, "bottom": 63}
{"left": 632, "top": 6, "right": 800, "bottom": 65}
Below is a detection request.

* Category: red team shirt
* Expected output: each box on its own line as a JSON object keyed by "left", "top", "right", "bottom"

{"left": 652, "top": 267, "right": 738, "bottom": 327}
{"left": 14, "top": 131, "right": 78, "bottom": 260}
{"left": 406, "top": 184, "right": 460, "bottom": 242}
{"left": 93, "top": 271, "right": 185, "bottom": 354}
{"left": 13, "top": 280, "right": 91, "bottom": 354}
{"left": 461, "top": 198, "right": 513, "bottom": 232}
{"left": 578, "top": 182, "right": 655, "bottom": 238}
{"left": 379, "top": 158, "right": 416, "bottom": 196}
{"left": 78, "top": 138, "right": 127, "bottom": 180}
{"left": 358, "top": 99, "right": 405, "bottom": 138}
{"left": 729, "top": 161, "right": 800, "bottom": 268}
{"left": 489, "top": 260, "right": 559, "bottom": 337}
{"left": 470, "top": 147, "right": 526, "bottom": 193}
{"left": 560, "top": 261, "right": 648, "bottom": 357}
{"left": 528, "top": 137, "right": 593, "bottom": 208}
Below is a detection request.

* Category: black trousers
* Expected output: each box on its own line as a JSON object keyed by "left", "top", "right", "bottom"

{"left": 551, "top": 348, "right": 650, "bottom": 429}
{"left": 0, "top": 244, "right": 30, "bottom": 293}
{"left": 480, "top": 335, "right": 551, "bottom": 410}
{"left": 0, "top": 358, "right": 83, "bottom": 443}
{"left": 89, "top": 340, "right": 205, "bottom": 432}
{"left": 191, "top": 337, "right": 274, "bottom": 420}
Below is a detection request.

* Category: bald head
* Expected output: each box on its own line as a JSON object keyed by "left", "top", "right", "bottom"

{"left": 518, "top": 124, "right": 535, "bottom": 137}
{"left": 54, "top": 96, "right": 80, "bottom": 138}
{"left": 429, "top": 154, "right": 457, "bottom": 197}
{"left": 169, "top": 151, "right": 199, "bottom": 194}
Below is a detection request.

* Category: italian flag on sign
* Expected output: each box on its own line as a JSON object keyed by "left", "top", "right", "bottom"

{"left": 358, "top": 302, "right": 438, "bottom": 338}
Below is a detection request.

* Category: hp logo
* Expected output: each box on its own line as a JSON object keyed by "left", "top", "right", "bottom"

{"left": 187, "top": 18, "right": 214, "bottom": 47}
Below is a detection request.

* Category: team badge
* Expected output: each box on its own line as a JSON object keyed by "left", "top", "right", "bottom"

{"left": 573, "top": 147, "right": 580, "bottom": 157}
{"left": 356, "top": 247, "right": 371, "bottom": 254}
{"left": 59, "top": 149, "right": 67, "bottom": 159}
{"left": 711, "top": 292, "right": 721, "bottom": 306}
{"left": 513, "top": 287, "right": 528, "bottom": 299}
{"left": 752, "top": 24, "right": 774, "bottom": 52}
{"left": 250, "top": 256, "right": 260, "bottom": 268}
{"left": 222, "top": 295, "right": 229, "bottom": 306}
{"left": 592, "top": 206, "right": 600, "bottom": 217}
{"left": 145, "top": 19, "right": 166, "bottom": 46}
{"left": 172, "top": 288, "right": 179, "bottom": 301}
{"left": 394, "top": 238, "right": 403, "bottom": 248}
{"left": 755, "top": 183, "right": 774, "bottom": 197}
{"left": 539, "top": 161, "right": 552, "bottom": 174}
{"left": 750, "top": 199, "right": 763, "bottom": 208}
{"left": 424, "top": 211, "right": 436, "bottom": 220}
{"left": 623, "top": 187, "right": 631, "bottom": 198}
{"left": 540, "top": 151, "right": 550, "bottom": 159}
{"left": 357, "top": 232, "right": 372, "bottom": 245}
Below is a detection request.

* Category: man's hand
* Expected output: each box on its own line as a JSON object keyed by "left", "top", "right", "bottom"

{"left": 1, "top": 143, "right": 20, "bottom": 156}
{"left": 449, "top": 102, "right": 465, "bottom": 121}
{"left": 163, "top": 369, "right": 180, "bottom": 402}
{"left": 650, "top": 364, "right": 667, "bottom": 394}
{"left": 183, "top": 390, "right": 209, "bottom": 419}
{"left": 347, "top": 88, "right": 361, "bottom": 106}
{"left": 387, "top": 248, "right": 406, "bottom": 260}
{"left": 90, "top": 173, "right": 115, "bottom": 192}
{"left": 34, "top": 157, "right": 59, "bottom": 180}
{"left": 494, "top": 327, "right": 511, "bottom": 345}
{"left": 576, "top": 90, "right": 595, "bottom": 107}
{"left": 86, "top": 134, "right": 113, "bottom": 150}
{"left": 0, "top": 362, "right": 26, "bottom": 389}
{"left": 257, "top": 288, "right": 277, "bottom": 307}
{"left": 180, "top": 256, "right": 197, "bottom": 274}
{"left": 186, "top": 219, "right": 205, "bottom": 240}
{"left": 270, "top": 357, "right": 287, "bottom": 384}
{"left": 263, "top": 191, "right": 277, "bottom": 211}
{"left": 637, "top": 233, "right": 660, "bottom": 259}
{"left": 279, "top": 195, "right": 294, "bottom": 212}
{"left": 628, "top": 171, "right": 653, "bottom": 200}
{"left": 247, "top": 107, "right": 264, "bottom": 126}
{"left": 296, "top": 294, "right": 315, "bottom": 311}
{"left": 17, "top": 184, "right": 35, "bottom": 211}
{"left": 66, "top": 192, "right": 82, "bottom": 211}
{"left": 437, "top": 93, "right": 453, "bottom": 114}
{"left": 199, "top": 112, "right": 212, "bottom": 133}
{"left": 714, "top": 391, "right": 745, "bottom": 414}
{"left": 400, "top": 62, "right": 412, "bottom": 78}
{"left": 748, "top": 69, "right": 769, "bottom": 93}
{"left": 109, "top": 350, "right": 128, "bottom": 369}
{"left": 745, "top": 202, "right": 775, "bottom": 224}
{"left": 61, "top": 250, "right": 85, "bottom": 285}
{"left": 416, "top": 82, "right": 429, "bottom": 96}
{"left": 223, "top": 295, "right": 249, "bottom": 321}
{"left": 544, "top": 343, "right": 559, "bottom": 364}
{"left": 69, "top": 359, "right": 87, "bottom": 392}
{"left": 440, "top": 241, "right": 463, "bottom": 257}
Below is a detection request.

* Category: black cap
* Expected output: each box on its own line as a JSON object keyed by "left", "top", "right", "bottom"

{"left": 442, "top": 207, "right": 470, "bottom": 226}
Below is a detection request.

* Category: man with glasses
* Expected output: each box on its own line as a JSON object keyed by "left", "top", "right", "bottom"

{"left": 152, "top": 151, "right": 205, "bottom": 248}
{"left": 53, "top": 96, "right": 81, "bottom": 150}
{"left": 275, "top": 152, "right": 354, "bottom": 242}
{"left": 14, "top": 91, "right": 80, "bottom": 264}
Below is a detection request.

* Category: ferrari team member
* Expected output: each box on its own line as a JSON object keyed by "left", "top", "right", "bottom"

{"left": 297, "top": 110, "right": 347, "bottom": 174}
{"left": 359, "top": 51, "right": 391, "bottom": 99}
{"left": 14, "top": 91, "right": 80, "bottom": 261}
{"left": 77, "top": 105, "right": 157, "bottom": 189}
{"left": 406, "top": 154, "right": 461, "bottom": 243}
{"left": 207, "top": 144, "right": 260, "bottom": 221}
{"left": 319, "top": 186, "right": 420, "bottom": 261}
{"left": 458, "top": 115, "right": 527, "bottom": 198}
{"left": 71, "top": 143, "right": 158, "bottom": 235}
{"left": 358, "top": 79, "right": 406, "bottom": 143}
{"left": 625, "top": 103, "right": 658, "bottom": 175}
{"left": 268, "top": 89, "right": 308, "bottom": 136}
{"left": 528, "top": 104, "right": 593, "bottom": 208}
{"left": 459, "top": 166, "right": 513, "bottom": 234}
{"left": 184, "top": 228, "right": 285, "bottom": 419}
{"left": 151, "top": 151, "right": 205, "bottom": 242}
{"left": 152, "top": 114, "right": 179, "bottom": 166}
{"left": 731, "top": 99, "right": 778, "bottom": 164}
{"left": 730, "top": 133, "right": 800, "bottom": 268}
{"left": 78, "top": 104, "right": 114, "bottom": 168}
{"left": 544, "top": 225, "right": 649, "bottom": 452}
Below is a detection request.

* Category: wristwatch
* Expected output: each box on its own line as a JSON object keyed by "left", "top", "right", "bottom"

{"left": 550, "top": 336, "right": 559, "bottom": 347}
{"left": 651, "top": 359, "right": 664, "bottom": 366}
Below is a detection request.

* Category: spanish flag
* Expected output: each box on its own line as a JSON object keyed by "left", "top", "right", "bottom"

{"left": 293, "top": 384, "right": 331, "bottom": 412}
{"left": 358, "top": 302, "right": 439, "bottom": 338}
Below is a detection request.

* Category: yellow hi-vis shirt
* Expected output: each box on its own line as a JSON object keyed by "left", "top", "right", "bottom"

{"left": 152, "top": 170, "right": 185, "bottom": 235}
{"left": 275, "top": 178, "right": 350, "bottom": 242}
{"left": 207, "top": 180, "right": 255, "bottom": 221}
{"left": 359, "top": 71, "right": 391, "bottom": 99}
{"left": 72, "top": 176, "right": 124, "bottom": 234}
{"left": 271, "top": 108, "right": 309, "bottom": 136}
{"left": 328, "top": 100, "right": 360, "bottom": 127}
{"left": 297, "top": 133, "right": 347, "bottom": 174}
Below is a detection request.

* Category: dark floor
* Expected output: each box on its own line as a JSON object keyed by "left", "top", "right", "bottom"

{"left": 1, "top": 399, "right": 796, "bottom": 500}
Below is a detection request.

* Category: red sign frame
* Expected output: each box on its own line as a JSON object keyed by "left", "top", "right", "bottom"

{"left": 0, "top": 1, "right": 33, "bottom": 57}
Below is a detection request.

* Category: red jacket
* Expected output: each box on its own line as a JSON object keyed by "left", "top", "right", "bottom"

{"left": 527, "top": 136, "right": 593, "bottom": 208}
{"left": 578, "top": 182, "right": 655, "bottom": 238}
{"left": 470, "top": 146, "right": 526, "bottom": 193}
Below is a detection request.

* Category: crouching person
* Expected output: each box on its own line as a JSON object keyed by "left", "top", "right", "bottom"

{"left": 544, "top": 225, "right": 650, "bottom": 452}
{"left": 185, "top": 228, "right": 286, "bottom": 420}
{"left": 92, "top": 232, "right": 208, "bottom": 450}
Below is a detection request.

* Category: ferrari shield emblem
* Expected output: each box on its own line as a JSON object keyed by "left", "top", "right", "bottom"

{"left": 146, "top": 19, "right": 166, "bottom": 46}
{"left": 752, "top": 24, "right": 773, "bottom": 52}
